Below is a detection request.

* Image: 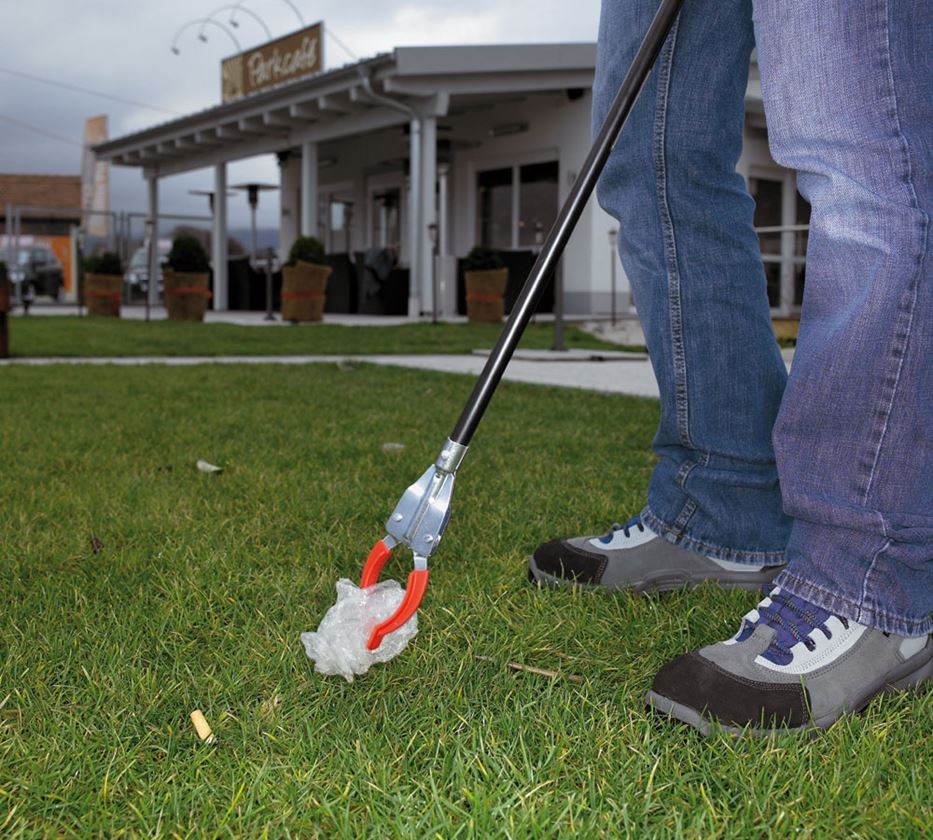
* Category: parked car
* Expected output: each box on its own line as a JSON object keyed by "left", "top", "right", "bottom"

{"left": 124, "top": 241, "right": 171, "bottom": 297}
{"left": 9, "top": 244, "right": 64, "bottom": 299}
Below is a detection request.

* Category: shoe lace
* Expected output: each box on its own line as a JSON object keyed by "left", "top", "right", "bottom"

{"left": 599, "top": 515, "right": 644, "bottom": 544}
{"left": 753, "top": 590, "right": 849, "bottom": 665}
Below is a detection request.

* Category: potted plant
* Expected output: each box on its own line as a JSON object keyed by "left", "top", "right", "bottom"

{"left": 83, "top": 251, "right": 124, "bottom": 318}
{"left": 281, "top": 236, "right": 331, "bottom": 322}
{"left": 463, "top": 246, "right": 507, "bottom": 323}
{"left": 164, "top": 236, "right": 211, "bottom": 322}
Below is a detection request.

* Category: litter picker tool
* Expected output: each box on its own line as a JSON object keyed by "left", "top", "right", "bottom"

{"left": 361, "top": 0, "right": 686, "bottom": 650}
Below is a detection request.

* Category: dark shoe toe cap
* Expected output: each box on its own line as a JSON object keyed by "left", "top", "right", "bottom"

{"left": 531, "top": 539, "right": 608, "bottom": 584}
{"left": 651, "top": 652, "right": 809, "bottom": 729}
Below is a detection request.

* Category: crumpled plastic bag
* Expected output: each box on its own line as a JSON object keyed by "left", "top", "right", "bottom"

{"left": 300, "top": 578, "right": 418, "bottom": 682}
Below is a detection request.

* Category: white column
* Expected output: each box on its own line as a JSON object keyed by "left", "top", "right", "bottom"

{"left": 146, "top": 173, "right": 159, "bottom": 309}
{"left": 419, "top": 115, "right": 437, "bottom": 316}
{"left": 437, "top": 163, "right": 449, "bottom": 257}
{"left": 300, "top": 140, "right": 318, "bottom": 238}
{"left": 436, "top": 163, "right": 456, "bottom": 317}
{"left": 212, "top": 162, "right": 228, "bottom": 311}
{"left": 407, "top": 118, "right": 422, "bottom": 317}
{"left": 278, "top": 151, "right": 300, "bottom": 263}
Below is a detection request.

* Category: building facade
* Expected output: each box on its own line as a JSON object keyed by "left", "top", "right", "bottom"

{"left": 95, "top": 43, "right": 805, "bottom": 317}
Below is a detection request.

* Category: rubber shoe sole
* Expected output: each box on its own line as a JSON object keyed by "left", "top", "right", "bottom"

{"left": 527, "top": 552, "right": 781, "bottom": 595}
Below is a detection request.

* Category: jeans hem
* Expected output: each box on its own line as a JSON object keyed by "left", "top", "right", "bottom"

{"left": 775, "top": 570, "right": 933, "bottom": 638}
{"left": 641, "top": 505, "right": 787, "bottom": 566}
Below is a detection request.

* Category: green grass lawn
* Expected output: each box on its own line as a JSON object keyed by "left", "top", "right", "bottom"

{"left": 8, "top": 316, "right": 622, "bottom": 359}
{"left": 1, "top": 363, "right": 930, "bottom": 837}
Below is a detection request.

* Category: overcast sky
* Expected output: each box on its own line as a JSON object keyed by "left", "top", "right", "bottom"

{"left": 0, "top": 0, "right": 600, "bottom": 229}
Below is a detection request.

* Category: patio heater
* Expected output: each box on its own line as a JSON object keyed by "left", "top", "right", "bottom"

{"left": 232, "top": 183, "right": 278, "bottom": 262}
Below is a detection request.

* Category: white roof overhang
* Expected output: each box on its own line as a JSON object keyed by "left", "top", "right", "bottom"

{"left": 95, "top": 44, "right": 597, "bottom": 179}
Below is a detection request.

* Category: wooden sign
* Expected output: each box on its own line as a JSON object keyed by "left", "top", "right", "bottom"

{"left": 222, "top": 22, "right": 323, "bottom": 102}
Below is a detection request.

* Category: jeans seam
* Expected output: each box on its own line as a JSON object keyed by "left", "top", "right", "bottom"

{"left": 861, "top": 0, "right": 929, "bottom": 503}
{"left": 858, "top": 538, "right": 890, "bottom": 622}
{"left": 652, "top": 15, "right": 692, "bottom": 450}
{"left": 641, "top": 504, "right": 786, "bottom": 565}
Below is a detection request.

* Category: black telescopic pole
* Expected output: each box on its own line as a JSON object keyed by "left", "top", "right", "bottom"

{"left": 449, "top": 0, "right": 683, "bottom": 446}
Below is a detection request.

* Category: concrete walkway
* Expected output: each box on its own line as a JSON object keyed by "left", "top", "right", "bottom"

{"left": 0, "top": 348, "right": 795, "bottom": 399}
{"left": 0, "top": 352, "right": 665, "bottom": 398}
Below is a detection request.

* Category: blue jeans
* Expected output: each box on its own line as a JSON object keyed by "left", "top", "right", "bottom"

{"left": 594, "top": 0, "right": 932, "bottom": 635}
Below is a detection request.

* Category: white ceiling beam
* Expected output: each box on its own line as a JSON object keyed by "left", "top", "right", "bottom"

{"left": 317, "top": 94, "right": 360, "bottom": 115}
{"left": 154, "top": 135, "right": 287, "bottom": 178}
{"left": 238, "top": 117, "right": 267, "bottom": 135}
{"left": 289, "top": 103, "right": 319, "bottom": 122}
{"left": 382, "top": 71, "right": 594, "bottom": 98}
{"left": 174, "top": 137, "right": 199, "bottom": 151}
{"left": 195, "top": 130, "right": 222, "bottom": 146}
{"left": 263, "top": 110, "right": 295, "bottom": 128}
{"left": 216, "top": 124, "right": 244, "bottom": 140}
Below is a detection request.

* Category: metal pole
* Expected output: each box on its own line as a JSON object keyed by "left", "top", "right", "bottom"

{"left": 11, "top": 207, "right": 21, "bottom": 308}
{"left": 449, "top": 0, "right": 683, "bottom": 446}
{"left": 552, "top": 261, "right": 565, "bottom": 352}
{"left": 264, "top": 247, "right": 276, "bottom": 321}
{"left": 428, "top": 222, "right": 438, "bottom": 324}
{"left": 144, "top": 218, "right": 154, "bottom": 323}
{"left": 250, "top": 203, "right": 257, "bottom": 262}
{"left": 609, "top": 228, "right": 619, "bottom": 327}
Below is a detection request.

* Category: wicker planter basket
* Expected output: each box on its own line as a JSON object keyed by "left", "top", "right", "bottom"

{"left": 164, "top": 269, "right": 211, "bottom": 321}
{"left": 464, "top": 268, "right": 508, "bottom": 323}
{"left": 84, "top": 273, "right": 122, "bottom": 318}
{"left": 281, "top": 261, "right": 332, "bottom": 322}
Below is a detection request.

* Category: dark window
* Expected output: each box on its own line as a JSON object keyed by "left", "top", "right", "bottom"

{"left": 477, "top": 167, "right": 513, "bottom": 249}
{"left": 749, "top": 176, "right": 783, "bottom": 308}
{"left": 518, "top": 162, "right": 558, "bottom": 249}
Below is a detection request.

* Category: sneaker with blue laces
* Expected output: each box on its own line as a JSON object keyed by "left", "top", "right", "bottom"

{"left": 646, "top": 587, "right": 933, "bottom": 735}
{"left": 528, "top": 515, "right": 784, "bottom": 594}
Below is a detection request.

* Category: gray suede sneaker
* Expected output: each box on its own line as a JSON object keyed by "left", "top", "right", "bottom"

{"left": 528, "top": 516, "right": 784, "bottom": 594}
{"left": 646, "top": 587, "right": 933, "bottom": 735}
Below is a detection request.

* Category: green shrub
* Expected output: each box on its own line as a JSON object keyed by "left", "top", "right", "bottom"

{"left": 83, "top": 251, "right": 124, "bottom": 275}
{"left": 463, "top": 245, "right": 504, "bottom": 272}
{"left": 168, "top": 236, "right": 210, "bottom": 273}
{"left": 286, "top": 236, "right": 326, "bottom": 267}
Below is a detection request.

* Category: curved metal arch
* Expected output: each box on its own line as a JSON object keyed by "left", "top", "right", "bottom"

{"left": 170, "top": 19, "right": 242, "bottom": 54}
{"left": 202, "top": 4, "right": 272, "bottom": 41}
{"left": 231, "top": 0, "right": 303, "bottom": 29}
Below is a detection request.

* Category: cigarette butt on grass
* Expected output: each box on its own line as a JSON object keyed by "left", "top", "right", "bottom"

{"left": 190, "top": 709, "right": 216, "bottom": 745}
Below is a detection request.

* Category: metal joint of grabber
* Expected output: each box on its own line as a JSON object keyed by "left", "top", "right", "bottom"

{"left": 360, "top": 438, "right": 469, "bottom": 650}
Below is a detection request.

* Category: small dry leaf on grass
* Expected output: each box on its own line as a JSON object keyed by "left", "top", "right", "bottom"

{"left": 381, "top": 442, "right": 406, "bottom": 453}
{"left": 89, "top": 536, "right": 104, "bottom": 555}
{"left": 474, "top": 654, "right": 584, "bottom": 684}
{"left": 258, "top": 695, "right": 283, "bottom": 718}
{"left": 196, "top": 459, "right": 223, "bottom": 474}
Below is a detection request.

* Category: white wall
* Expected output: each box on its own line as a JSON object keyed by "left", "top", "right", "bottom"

{"left": 292, "top": 89, "right": 786, "bottom": 318}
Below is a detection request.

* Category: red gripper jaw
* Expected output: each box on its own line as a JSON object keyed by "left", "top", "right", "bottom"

{"left": 366, "top": 569, "right": 429, "bottom": 651}
{"left": 360, "top": 539, "right": 392, "bottom": 589}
